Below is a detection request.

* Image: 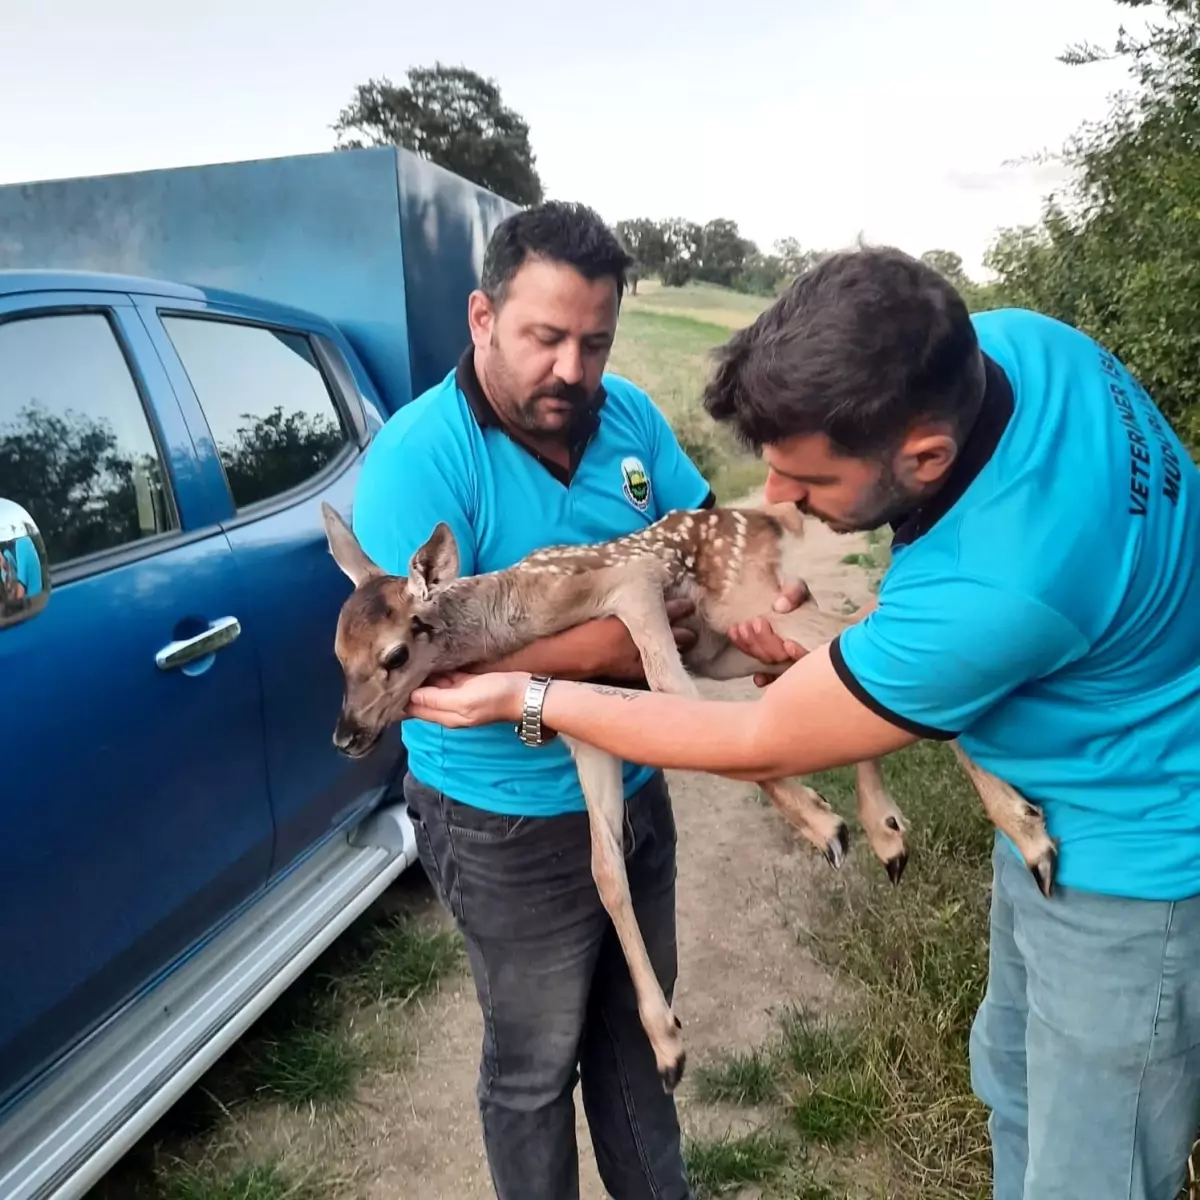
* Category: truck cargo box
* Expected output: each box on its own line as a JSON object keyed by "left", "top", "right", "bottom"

{"left": 0, "top": 146, "right": 519, "bottom": 413}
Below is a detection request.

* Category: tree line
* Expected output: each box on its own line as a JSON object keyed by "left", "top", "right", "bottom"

{"left": 335, "top": 0, "right": 1199, "bottom": 452}
{"left": 612, "top": 219, "right": 812, "bottom": 296}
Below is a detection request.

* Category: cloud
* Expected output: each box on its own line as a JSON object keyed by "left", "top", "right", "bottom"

{"left": 945, "top": 159, "right": 1071, "bottom": 194}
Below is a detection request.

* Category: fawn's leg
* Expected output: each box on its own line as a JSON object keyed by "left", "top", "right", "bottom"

{"left": 691, "top": 645, "right": 859, "bottom": 869}
{"left": 609, "top": 580, "right": 701, "bottom": 698}
{"left": 854, "top": 760, "right": 911, "bottom": 884}
{"left": 951, "top": 742, "right": 1057, "bottom": 898}
{"left": 759, "top": 777, "right": 851, "bottom": 868}
{"left": 564, "top": 735, "right": 687, "bottom": 1091}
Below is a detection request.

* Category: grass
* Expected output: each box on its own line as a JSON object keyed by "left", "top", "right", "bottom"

{"left": 684, "top": 1130, "right": 790, "bottom": 1197}
{"left": 160, "top": 1159, "right": 324, "bottom": 1200}
{"left": 219, "top": 914, "right": 463, "bottom": 1110}
{"left": 626, "top": 278, "right": 773, "bottom": 330}
{"left": 608, "top": 283, "right": 770, "bottom": 503}
{"left": 338, "top": 912, "right": 465, "bottom": 1006}
{"left": 694, "top": 1046, "right": 779, "bottom": 1107}
{"left": 801, "top": 743, "right": 996, "bottom": 1199}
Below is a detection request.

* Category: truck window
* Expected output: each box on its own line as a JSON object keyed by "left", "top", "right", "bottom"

{"left": 0, "top": 312, "right": 176, "bottom": 568}
{"left": 161, "top": 316, "right": 352, "bottom": 510}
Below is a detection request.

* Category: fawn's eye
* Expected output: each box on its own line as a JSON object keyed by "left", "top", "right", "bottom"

{"left": 382, "top": 644, "right": 410, "bottom": 672}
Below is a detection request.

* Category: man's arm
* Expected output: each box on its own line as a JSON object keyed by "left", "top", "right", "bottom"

{"left": 476, "top": 603, "right": 697, "bottom": 681}
{"left": 411, "top": 643, "right": 916, "bottom": 779}
{"left": 406, "top": 574, "right": 1089, "bottom": 780}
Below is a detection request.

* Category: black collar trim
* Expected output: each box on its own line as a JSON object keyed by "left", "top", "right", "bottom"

{"left": 455, "top": 347, "right": 606, "bottom": 487}
{"left": 889, "top": 353, "right": 1014, "bottom": 549}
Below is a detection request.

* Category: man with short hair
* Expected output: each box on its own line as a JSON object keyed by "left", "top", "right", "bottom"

{"left": 352, "top": 201, "right": 777, "bottom": 1200}
{"left": 409, "top": 246, "right": 1200, "bottom": 1200}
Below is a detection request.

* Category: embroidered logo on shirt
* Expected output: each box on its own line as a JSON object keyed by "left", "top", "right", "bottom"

{"left": 621, "top": 456, "right": 652, "bottom": 511}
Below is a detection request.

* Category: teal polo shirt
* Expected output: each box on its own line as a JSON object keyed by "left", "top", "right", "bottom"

{"left": 834, "top": 308, "right": 1200, "bottom": 901}
{"left": 351, "top": 348, "right": 713, "bottom": 817}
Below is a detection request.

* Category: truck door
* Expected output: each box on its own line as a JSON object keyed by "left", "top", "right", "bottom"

{"left": 0, "top": 296, "right": 275, "bottom": 1104}
{"left": 134, "top": 299, "right": 400, "bottom": 878}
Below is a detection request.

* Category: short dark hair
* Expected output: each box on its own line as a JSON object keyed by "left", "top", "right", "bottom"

{"left": 702, "top": 245, "right": 985, "bottom": 458}
{"left": 480, "top": 200, "right": 634, "bottom": 306}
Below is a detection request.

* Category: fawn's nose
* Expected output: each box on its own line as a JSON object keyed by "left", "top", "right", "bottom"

{"left": 332, "top": 713, "right": 367, "bottom": 755}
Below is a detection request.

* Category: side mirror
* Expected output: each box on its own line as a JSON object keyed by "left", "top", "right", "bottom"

{"left": 0, "top": 499, "right": 50, "bottom": 629}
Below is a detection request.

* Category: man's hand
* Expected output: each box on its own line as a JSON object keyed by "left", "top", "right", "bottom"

{"left": 408, "top": 670, "right": 529, "bottom": 727}
{"left": 727, "top": 577, "right": 810, "bottom": 688}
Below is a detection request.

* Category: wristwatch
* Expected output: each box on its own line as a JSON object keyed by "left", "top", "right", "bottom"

{"left": 515, "top": 674, "right": 555, "bottom": 747}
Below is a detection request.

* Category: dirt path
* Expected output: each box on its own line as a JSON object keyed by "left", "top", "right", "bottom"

{"left": 235, "top": 517, "right": 876, "bottom": 1199}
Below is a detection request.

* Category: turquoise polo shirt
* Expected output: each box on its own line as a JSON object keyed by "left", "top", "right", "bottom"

{"left": 351, "top": 348, "right": 713, "bottom": 817}
{"left": 1, "top": 537, "right": 41, "bottom": 597}
{"left": 834, "top": 308, "right": 1200, "bottom": 901}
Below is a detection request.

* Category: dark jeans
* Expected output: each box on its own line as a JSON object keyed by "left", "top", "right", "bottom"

{"left": 403, "top": 769, "right": 693, "bottom": 1200}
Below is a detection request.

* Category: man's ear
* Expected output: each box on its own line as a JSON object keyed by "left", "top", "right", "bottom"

{"left": 321, "top": 502, "right": 382, "bottom": 587}
{"left": 894, "top": 426, "right": 959, "bottom": 488}
{"left": 467, "top": 289, "right": 495, "bottom": 350}
{"left": 407, "top": 522, "right": 461, "bottom": 601}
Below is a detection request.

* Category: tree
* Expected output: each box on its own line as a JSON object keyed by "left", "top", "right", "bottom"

{"left": 0, "top": 403, "right": 346, "bottom": 565}
{"left": 696, "top": 218, "right": 751, "bottom": 288}
{"left": 615, "top": 219, "right": 668, "bottom": 275}
{"left": 920, "top": 248, "right": 1003, "bottom": 313}
{"left": 0, "top": 402, "right": 157, "bottom": 564}
{"left": 984, "top": 0, "right": 1200, "bottom": 451}
{"left": 738, "top": 250, "right": 786, "bottom": 296}
{"left": 658, "top": 218, "right": 705, "bottom": 287}
{"left": 920, "top": 249, "right": 968, "bottom": 286}
{"left": 217, "top": 406, "right": 346, "bottom": 509}
{"left": 333, "top": 63, "right": 543, "bottom": 204}
{"left": 773, "top": 237, "right": 821, "bottom": 282}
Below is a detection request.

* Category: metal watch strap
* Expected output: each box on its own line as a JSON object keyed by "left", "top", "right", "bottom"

{"left": 516, "top": 674, "right": 554, "bottom": 746}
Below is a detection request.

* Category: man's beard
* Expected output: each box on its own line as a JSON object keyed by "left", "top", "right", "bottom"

{"left": 484, "top": 339, "right": 595, "bottom": 438}
{"left": 809, "top": 461, "right": 919, "bottom": 534}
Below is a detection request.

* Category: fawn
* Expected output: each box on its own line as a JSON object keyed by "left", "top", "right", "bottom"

{"left": 320, "top": 500, "right": 1055, "bottom": 1090}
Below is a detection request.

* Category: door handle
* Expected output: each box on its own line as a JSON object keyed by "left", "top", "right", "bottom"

{"left": 156, "top": 616, "right": 242, "bottom": 671}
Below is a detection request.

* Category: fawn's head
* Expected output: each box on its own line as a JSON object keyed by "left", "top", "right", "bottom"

{"left": 321, "top": 503, "right": 461, "bottom": 757}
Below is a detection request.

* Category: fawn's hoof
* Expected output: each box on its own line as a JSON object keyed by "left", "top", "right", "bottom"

{"left": 1028, "top": 843, "right": 1058, "bottom": 899}
{"left": 886, "top": 852, "right": 909, "bottom": 886}
{"left": 823, "top": 823, "right": 850, "bottom": 870}
{"left": 659, "top": 1051, "right": 687, "bottom": 1093}
{"left": 651, "top": 1010, "right": 686, "bottom": 1092}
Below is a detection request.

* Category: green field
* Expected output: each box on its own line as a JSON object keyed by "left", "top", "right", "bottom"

{"left": 609, "top": 281, "right": 774, "bottom": 502}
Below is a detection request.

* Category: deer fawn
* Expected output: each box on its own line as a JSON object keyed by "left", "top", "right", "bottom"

{"left": 321, "top": 500, "right": 1055, "bottom": 1090}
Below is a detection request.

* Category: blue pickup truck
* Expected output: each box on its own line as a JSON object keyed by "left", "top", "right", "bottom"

{"left": 0, "top": 147, "right": 516, "bottom": 1198}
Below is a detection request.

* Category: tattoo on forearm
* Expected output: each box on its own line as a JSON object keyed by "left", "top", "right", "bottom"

{"left": 586, "top": 684, "right": 642, "bottom": 702}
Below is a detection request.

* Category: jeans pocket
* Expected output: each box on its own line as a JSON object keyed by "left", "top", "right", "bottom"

{"left": 443, "top": 796, "right": 528, "bottom": 843}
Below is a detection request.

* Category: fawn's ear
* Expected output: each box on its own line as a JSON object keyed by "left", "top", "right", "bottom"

{"left": 407, "top": 522, "right": 461, "bottom": 601}
{"left": 321, "top": 502, "right": 381, "bottom": 588}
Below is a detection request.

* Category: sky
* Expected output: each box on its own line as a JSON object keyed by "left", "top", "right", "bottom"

{"left": 2, "top": 0, "right": 1141, "bottom": 278}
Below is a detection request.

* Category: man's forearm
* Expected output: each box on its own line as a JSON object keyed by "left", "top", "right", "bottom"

{"left": 480, "top": 618, "right": 640, "bottom": 682}
{"left": 530, "top": 644, "right": 915, "bottom": 780}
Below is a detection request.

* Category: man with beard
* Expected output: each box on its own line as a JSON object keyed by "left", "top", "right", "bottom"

{"left": 351, "top": 201, "right": 800, "bottom": 1200}
{"left": 407, "top": 245, "right": 1200, "bottom": 1200}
